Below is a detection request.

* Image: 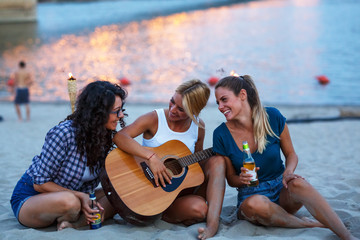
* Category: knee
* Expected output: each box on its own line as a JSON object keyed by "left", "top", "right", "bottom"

{"left": 205, "top": 156, "right": 225, "bottom": 175}
{"left": 57, "top": 192, "right": 81, "bottom": 215}
{"left": 241, "top": 195, "right": 272, "bottom": 219}
{"left": 189, "top": 199, "right": 208, "bottom": 220}
{"left": 287, "top": 178, "right": 310, "bottom": 194}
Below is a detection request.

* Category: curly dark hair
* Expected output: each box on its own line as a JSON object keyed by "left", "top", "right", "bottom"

{"left": 65, "top": 81, "right": 127, "bottom": 174}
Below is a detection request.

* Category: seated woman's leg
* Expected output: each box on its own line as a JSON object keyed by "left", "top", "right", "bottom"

{"left": 58, "top": 188, "right": 117, "bottom": 230}
{"left": 19, "top": 191, "right": 81, "bottom": 228}
{"left": 240, "top": 194, "right": 321, "bottom": 228}
{"left": 283, "top": 178, "right": 355, "bottom": 239}
{"left": 162, "top": 194, "right": 207, "bottom": 226}
{"left": 197, "top": 155, "right": 226, "bottom": 240}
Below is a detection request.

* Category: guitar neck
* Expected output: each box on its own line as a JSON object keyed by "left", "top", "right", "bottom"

{"left": 178, "top": 148, "right": 214, "bottom": 167}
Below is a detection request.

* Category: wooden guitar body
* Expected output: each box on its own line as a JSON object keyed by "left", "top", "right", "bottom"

{"left": 101, "top": 140, "right": 213, "bottom": 226}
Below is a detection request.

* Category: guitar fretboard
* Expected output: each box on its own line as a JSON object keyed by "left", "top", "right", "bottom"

{"left": 178, "top": 148, "right": 215, "bottom": 167}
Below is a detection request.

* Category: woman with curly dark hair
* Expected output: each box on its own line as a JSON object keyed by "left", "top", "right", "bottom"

{"left": 10, "top": 81, "right": 127, "bottom": 230}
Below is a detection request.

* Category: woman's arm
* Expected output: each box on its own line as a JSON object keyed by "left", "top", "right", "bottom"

{"left": 34, "top": 182, "right": 87, "bottom": 202}
{"left": 113, "top": 111, "right": 157, "bottom": 159}
{"left": 194, "top": 118, "right": 205, "bottom": 152}
{"left": 224, "top": 155, "right": 239, "bottom": 187}
{"left": 113, "top": 111, "right": 172, "bottom": 187}
{"left": 223, "top": 155, "right": 247, "bottom": 188}
{"left": 280, "top": 123, "right": 302, "bottom": 188}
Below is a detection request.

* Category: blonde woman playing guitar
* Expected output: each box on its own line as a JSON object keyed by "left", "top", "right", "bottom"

{"left": 112, "top": 79, "right": 225, "bottom": 240}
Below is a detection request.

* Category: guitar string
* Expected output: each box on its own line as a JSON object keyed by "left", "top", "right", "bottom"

{"left": 178, "top": 149, "right": 212, "bottom": 166}
{"left": 161, "top": 148, "right": 213, "bottom": 167}
{"left": 165, "top": 154, "right": 210, "bottom": 169}
{"left": 163, "top": 148, "right": 214, "bottom": 169}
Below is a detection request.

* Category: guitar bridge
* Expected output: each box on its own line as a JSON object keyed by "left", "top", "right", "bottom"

{"left": 140, "top": 162, "right": 158, "bottom": 188}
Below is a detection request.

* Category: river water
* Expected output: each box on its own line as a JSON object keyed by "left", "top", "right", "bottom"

{"left": 0, "top": 0, "right": 359, "bottom": 105}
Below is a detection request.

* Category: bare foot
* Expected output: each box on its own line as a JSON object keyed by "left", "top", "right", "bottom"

{"left": 198, "top": 226, "right": 218, "bottom": 240}
{"left": 57, "top": 221, "right": 74, "bottom": 231}
{"left": 301, "top": 217, "right": 325, "bottom": 228}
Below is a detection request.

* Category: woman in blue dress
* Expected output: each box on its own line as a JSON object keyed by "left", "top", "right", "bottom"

{"left": 212, "top": 75, "right": 356, "bottom": 240}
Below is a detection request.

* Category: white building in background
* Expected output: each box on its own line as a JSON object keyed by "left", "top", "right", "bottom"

{"left": 0, "top": 0, "right": 37, "bottom": 23}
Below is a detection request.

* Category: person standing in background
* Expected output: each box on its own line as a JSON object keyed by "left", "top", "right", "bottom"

{"left": 13, "top": 60, "right": 33, "bottom": 121}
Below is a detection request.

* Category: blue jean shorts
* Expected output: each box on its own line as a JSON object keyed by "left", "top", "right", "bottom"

{"left": 10, "top": 172, "right": 40, "bottom": 220}
{"left": 14, "top": 88, "right": 30, "bottom": 104}
{"left": 237, "top": 175, "right": 283, "bottom": 207}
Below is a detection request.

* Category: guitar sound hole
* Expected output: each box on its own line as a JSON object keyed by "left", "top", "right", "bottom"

{"left": 164, "top": 158, "right": 183, "bottom": 176}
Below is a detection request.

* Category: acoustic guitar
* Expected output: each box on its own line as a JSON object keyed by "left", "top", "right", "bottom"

{"left": 100, "top": 140, "right": 214, "bottom": 226}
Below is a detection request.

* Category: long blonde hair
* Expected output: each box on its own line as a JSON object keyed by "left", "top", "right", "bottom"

{"left": 215, "top": 75, "right": 278, "bottom": 153}
{"left": 176, "top": 79, "right": 210, "bottom": 128}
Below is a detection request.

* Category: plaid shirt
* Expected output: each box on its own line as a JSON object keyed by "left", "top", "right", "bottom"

{"left": 26, "top": 120, "right": 101, "bottom": 193}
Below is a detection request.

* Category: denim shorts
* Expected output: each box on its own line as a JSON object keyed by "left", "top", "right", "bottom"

{"left": 15, "top": 88, "right": 30, "bottom": 104}
{"left": 237, "top": 175, "right": 283, "bottom": 207}
{"left": 10, "top": 172, "right": 40, "bottom": 220}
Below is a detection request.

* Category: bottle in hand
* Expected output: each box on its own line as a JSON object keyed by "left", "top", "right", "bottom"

{"left": 89, "top": 191, "right": 102, "bottom": 229}
{"left": 242, "top": 141, "right": 259, "bottom": 187}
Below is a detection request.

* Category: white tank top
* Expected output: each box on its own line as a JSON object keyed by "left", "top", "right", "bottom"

{"left": 142, "top": 109, "right": 199, "bottom": 153}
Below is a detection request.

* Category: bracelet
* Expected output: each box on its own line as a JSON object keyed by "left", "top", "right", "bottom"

{"left": 147, "top": 153, "right": 155, "bottom": 160}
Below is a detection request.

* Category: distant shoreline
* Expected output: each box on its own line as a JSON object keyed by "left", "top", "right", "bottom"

{"left": 1, "top": 99, "right": 360, "bottom": 107}
{"left": 1, "top": 101, "right": 360, "bottom": 121}
{"left": 38, "top": 0, "right": 127, "bottom": 2}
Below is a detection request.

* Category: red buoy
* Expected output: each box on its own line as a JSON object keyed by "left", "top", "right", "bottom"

{"left": 7, "top": 78, "right": 14, "bottom": 87}
{"left": 208, "top": 76, "right": 219, "bottom": 87}
{"left": 119, "top": 77, "right": 131, "bottom": 86}
{"left": 316, "top": 75, "right": 330, "bottom": 85}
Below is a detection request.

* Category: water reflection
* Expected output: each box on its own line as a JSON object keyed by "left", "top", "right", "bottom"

{"left": 0, "top": 0, "right": 359, "bottom": 105}
{"left": 0, "top": 11, "right": 210, "bottom": 102}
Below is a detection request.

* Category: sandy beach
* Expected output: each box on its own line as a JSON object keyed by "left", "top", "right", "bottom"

{"left": 0, "top": 101, "right": 359, "bottom": 240}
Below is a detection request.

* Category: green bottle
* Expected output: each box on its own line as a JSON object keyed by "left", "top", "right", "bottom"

{"left": 242, "top": 141, "right": 259, "bottom": 187}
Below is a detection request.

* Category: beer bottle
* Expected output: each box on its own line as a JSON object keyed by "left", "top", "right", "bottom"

{"left": 242, "top": 141, "right": 259, "bottom": 187}
{"left": 89, "top": 191, "right": 102, "bottom": 229}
